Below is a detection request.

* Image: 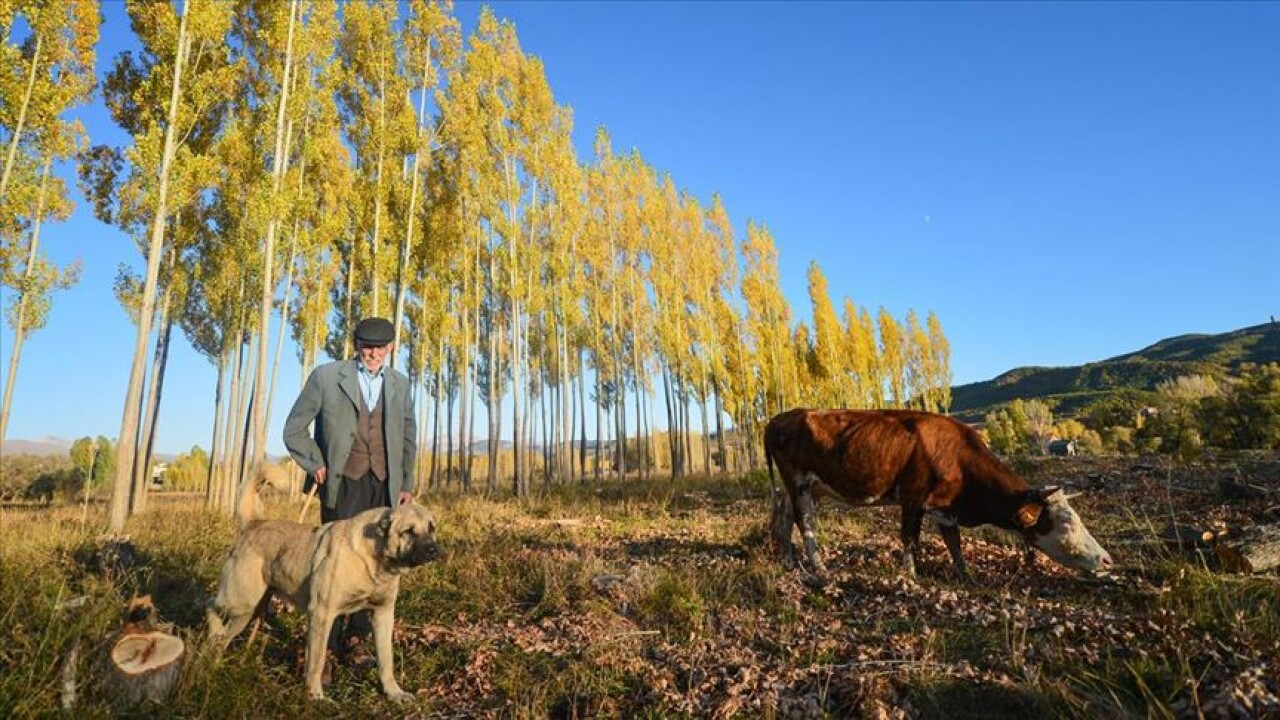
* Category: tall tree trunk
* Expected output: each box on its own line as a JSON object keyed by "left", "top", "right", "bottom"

{"left": 248, "top": 0, "right": 298, "bottom": 484}
{"left": 0, "top": 158, "right": 52, "bottom": 456}
{"left": 445, "top": 365, "right": 456, "bottom": 489}
{"left": 713, "top": 378, "right": 727, "bottom": 474}
{"left": 670, "top": 363, "right": 680, "bottom": 476}
{"left": 615, "top": 370, "right": 625, "bottom": 482}
{"left": 566, "top": 336, "right": 575, "bottom": 484}
{"left": 487, "top": 310, "right": 499, "bottom": 492}
{"left": 510, "top": 303, "right": 523, "bottom": 495}
{"left": 263, "top": 217, "right": 300, "bottom": 446}
{"left": 462, "top": 246, "right": 480, "bottom": 492}
{"left": 369, "top": 52, "right": 387, "bottom": 317}
{"left": 131, "top": 276, "right": 175, "bottom": 515}
{"left": 205, "top": 348, "right": 229, "bottom": 503}
{"left": 110, "top": 3, "right": 190, "bottom": 533}
{"left": 594, "top": 354, "right": 604, "bottom": 483}
{"left": 430, "top": 337, "right": 444, "bottom": 489}
{"left": 220, "top": 307, "right": 250, "bottom": 514}
{"left": 0, "top": 32, "right": 41, "bottom": 205}
{"left": 682, "top": 376, "right": 693, "bottom": 478}
{"left": 634, "top": 377, "right": 644, "bottom": 481}
{"left": 341, "top": 241, "right": 357, "bottom": 360}
{"left": 578, "top": 348, "right": 587, "bottom": 483}
{"left": 392, "top": 45, "right": 433, "bottom": 362}
{"left": 640, "top": 381, "right": 651, "bottom": 481}
{"left": 699, "top": 387, "right": 711, "bottom": 476}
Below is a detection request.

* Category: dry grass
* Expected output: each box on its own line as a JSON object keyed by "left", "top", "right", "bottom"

{"left": 1, "top": 462, "right": 1277, "bottom": 718}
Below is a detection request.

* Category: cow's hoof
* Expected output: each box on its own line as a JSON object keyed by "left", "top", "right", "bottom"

{"left": 801, "top": 570, "right": 828, "bottom": 589}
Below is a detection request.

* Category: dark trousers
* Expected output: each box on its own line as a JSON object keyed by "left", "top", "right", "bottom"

{"left": 321, "top": 471, "right": 389, "bottom": 653}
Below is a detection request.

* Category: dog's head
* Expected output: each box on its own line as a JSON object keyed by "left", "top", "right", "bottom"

{"left": 377, "top": 503, "right": 441, "bottom": 570}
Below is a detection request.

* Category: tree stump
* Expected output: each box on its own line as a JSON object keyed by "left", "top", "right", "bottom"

{"left": 100, "top": 595, "right": 185, "bottom": 708}
{"left": 1215, "top": 525, "right": 1280, "bottom": 574}
{"left": 103, "top": 632, "right": 185, "bottom": 706}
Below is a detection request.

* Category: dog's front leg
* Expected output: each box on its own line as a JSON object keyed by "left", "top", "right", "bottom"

{"left": 305, "top": 606, "right": 336, "bottom": 701}
{"left": 372, "top": 601, "right": 409, "bottom": 702}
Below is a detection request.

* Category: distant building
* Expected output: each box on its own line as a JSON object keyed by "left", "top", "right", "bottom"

{"left": 150, "top": 462, "right": 168, "bottom": 488}
{"left": 1047, "top": 439, "right": 1077, "bottom": 457}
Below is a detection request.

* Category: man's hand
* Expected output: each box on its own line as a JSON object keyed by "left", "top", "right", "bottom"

{"left": 313, "top": 466, "right": 328, "bottom": 486}
{"left": 397, "top": 491, "right": 414, "bottom": 506}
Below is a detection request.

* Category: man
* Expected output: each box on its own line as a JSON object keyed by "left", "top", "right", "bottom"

{"left": 283, "top": 316, "right": 417, "bottom": 670}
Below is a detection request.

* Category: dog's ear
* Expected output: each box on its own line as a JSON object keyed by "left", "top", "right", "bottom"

{"left": 378, "top": 510, "right": 393, "bottom": 537}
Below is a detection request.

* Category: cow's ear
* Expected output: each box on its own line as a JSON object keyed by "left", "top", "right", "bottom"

{"left": 1017, "top": 501, "right": 1044, "bottom": 528}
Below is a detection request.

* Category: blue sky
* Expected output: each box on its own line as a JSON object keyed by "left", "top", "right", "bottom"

{"left": 3, "top": 1, "right": 1278, "bottom": 456}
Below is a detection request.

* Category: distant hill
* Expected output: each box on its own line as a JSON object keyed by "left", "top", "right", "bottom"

{"left": 2, "top": 436, "right": 178, "bottom": 462}
{"left": 951, "top": 321, "right": 1280, "bottom": 422}
{"left": 4, "top": 436, "right": 73, "bottom": 457}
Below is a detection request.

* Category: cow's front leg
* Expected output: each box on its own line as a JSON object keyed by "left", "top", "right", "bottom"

{"left": 937, "top": 523, "right": 970, "bottom": 580}
{"left": 900, "top": 508, "right": 925, "bottom": 578}
{"left": 794, "top": 475, "right": 826, "bottom": 574}
{"left": 770, "top": 486, "right": 797, "bottom": 568}
{"left": 1022, "top": 541, "right": 1038, "bottom": 571}
{"left": 372, "top": 601, "right": 410, "bottom": 703}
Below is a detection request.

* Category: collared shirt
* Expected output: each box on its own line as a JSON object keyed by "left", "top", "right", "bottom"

{"left": 355, "top": 359, "right": 384, "bottom": 412}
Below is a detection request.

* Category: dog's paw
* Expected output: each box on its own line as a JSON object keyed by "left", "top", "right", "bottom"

{"left": 385, "top": 688, "right": 414, "bottom": 704}
{"left": 307, "top": 688, "right": 334, "bottom": 703}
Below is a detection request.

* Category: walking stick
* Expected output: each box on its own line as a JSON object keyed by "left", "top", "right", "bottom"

{"left": 297, "top": 482, "right": 319, "bottom": 524}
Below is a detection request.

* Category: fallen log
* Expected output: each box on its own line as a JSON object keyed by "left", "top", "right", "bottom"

{"left": 1218, "top": 479, "right": 1272, "bottom": 501}
{"left": 1215, "top": 525, "right": 1280, "bottom": 574}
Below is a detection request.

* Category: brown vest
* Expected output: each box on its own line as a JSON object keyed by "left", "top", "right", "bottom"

{"left": 343, "top": 388, "right": 387, "bottom": 481}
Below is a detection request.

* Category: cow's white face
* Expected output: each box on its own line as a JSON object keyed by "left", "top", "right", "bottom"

{"left": 1021, "top": 488, "right": 1113, "bottom": 573}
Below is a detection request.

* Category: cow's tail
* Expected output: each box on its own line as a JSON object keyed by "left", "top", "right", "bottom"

{"left": 765, "top": 438, "right": 778, "bottom": 493}
{"left": 763, "top": 420, "right": 781, "bottom": 496}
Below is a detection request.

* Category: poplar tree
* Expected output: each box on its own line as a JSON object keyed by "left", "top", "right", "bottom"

{"left": 336, "top": 0, "right": 412, "bottom": 325}
{"left": 241, "top": 0, "right": 303, "bottom": 483}
{"left": 0, "top": 0, "right": 97, "bottom": 455}
{"left": 927, "top": 310, "right": 952, "bottom": 413}
{"left": 392, "top": 0, "right": 459, "bottom": 358}
{"left": 841, "top": 298, "right": 876, "bottom": 409}
{"left": 904, "top": 309, "right": 929, "bottom": 410}
{"left": 98, "top": 0, "right": 235, "bottom": 532}
{"left": 0, "top": 0, "right": 97, "bottom": 208}
{"left": 741, "top": 221, "right": 793, "bottom": 417}
{"left": 877, "top": 307, "right": 906, "bottom": 408}
{"left": 806, "top": 261, "right": 844, "bottom": 406}
{"left": 702, "top": 194, "right": 741, "bottom": 472}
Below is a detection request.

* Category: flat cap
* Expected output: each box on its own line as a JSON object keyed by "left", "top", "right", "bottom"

{"left": 354, "top": 317, "right": 394, "bottom": 345}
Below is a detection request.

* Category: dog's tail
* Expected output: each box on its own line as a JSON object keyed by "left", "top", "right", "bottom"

{"left": 235, "top": 466, "right": 263, "bottom": 530}
{"left": 234, "top": 470, "right": 260, "bottom": 530}
{"left": 234, "top": 463, "right": 292, "bottom": 529}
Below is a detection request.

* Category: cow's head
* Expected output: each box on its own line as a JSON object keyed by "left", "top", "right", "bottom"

{"left": 1017, "top": 487, "right": 1113, "bottom": 573}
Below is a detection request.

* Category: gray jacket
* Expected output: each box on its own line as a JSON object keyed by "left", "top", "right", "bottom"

{"left": 283, "top": 359, "right": 417, "bottom": 508}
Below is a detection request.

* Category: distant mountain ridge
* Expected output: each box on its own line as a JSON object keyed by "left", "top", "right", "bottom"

{"left": 951, "top": 321, "right": 1280, "bottom": 422}
{"left": 4, "top": 436, "right": 73, "bottom": 457}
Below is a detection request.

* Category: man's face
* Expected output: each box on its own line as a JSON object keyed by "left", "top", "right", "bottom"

{"left": 357, "top": 342, "right": 391, "bottom": 373}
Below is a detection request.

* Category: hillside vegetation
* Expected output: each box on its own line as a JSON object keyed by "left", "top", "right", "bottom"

{"left": 952, "top": 322, "right": 1280, "bottom": 422}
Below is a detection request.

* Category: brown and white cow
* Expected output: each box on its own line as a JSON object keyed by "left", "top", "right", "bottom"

{"left": 764, "top": 408, "right": 1113, "bottom": 578}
